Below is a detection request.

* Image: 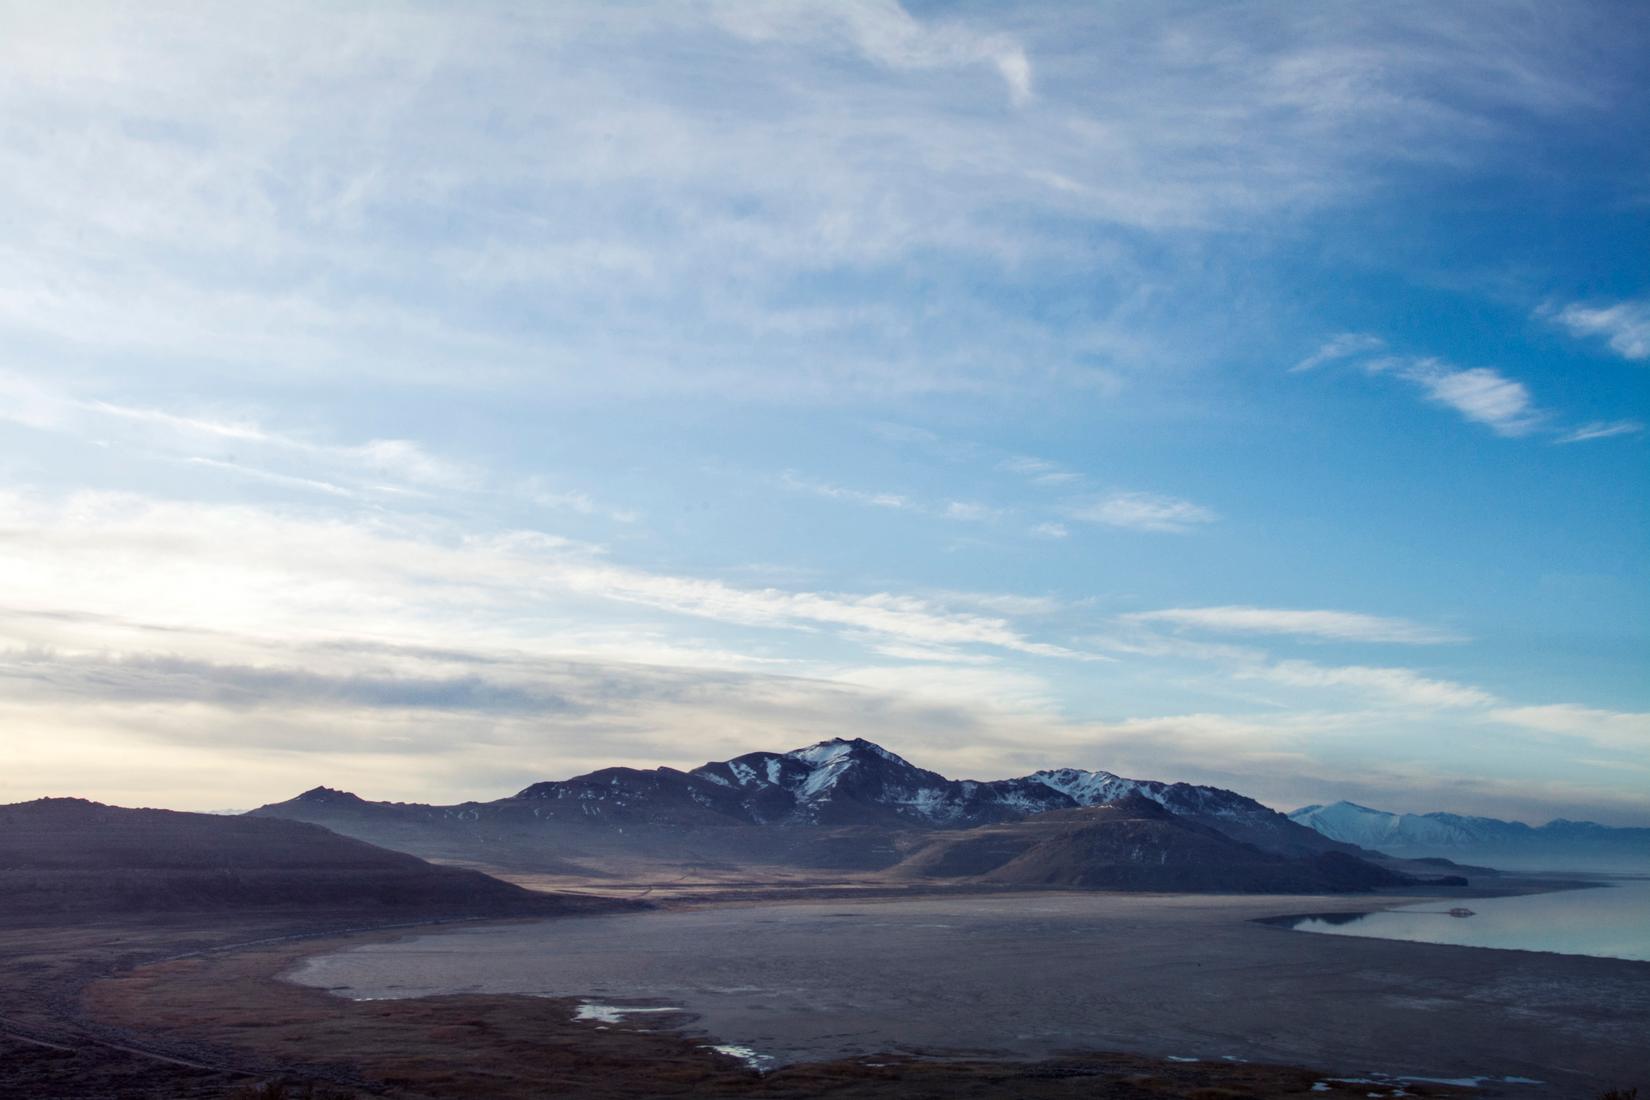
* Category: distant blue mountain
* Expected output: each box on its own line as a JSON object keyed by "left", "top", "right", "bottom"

{"left": 1289, "top": 801, "right": 1650, "bottom": 871}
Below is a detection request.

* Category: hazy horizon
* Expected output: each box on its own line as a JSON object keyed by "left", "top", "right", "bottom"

{"left": 2, "top": 3, "right": 1646, "bottom": 826}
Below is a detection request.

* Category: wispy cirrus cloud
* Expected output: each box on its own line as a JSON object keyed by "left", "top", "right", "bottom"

{"left": 1, "top": 376, "right": 477, "bottom": 493}
{"left": 1487, "top": 704, "right": 1649, "bottom": 752}
{"left": 779, "top": 471, "right": 910, "bottom": 510}
{"left": 998, "top": 455, "right": 1081, "bottom": 485}
{"left": 944, "top": 500, "right": 1001, "bottom": 522}
{"left": 1556, "top": 419, "right": 1645, "bottom": 444}
{"left": 183, "top": 457, "right": 358, "bottom": 500}
{"left": 711, "top": 0, "right": 1035, "bottom": 107}
{"left": 1290, "top": 332, "right": 1385, "bottom": 373}
{"left": 0, "top": 375, "right": 643, "bottom": 520}
{"left": 1542, "top": 295, "right": 1650, "bottom": 361}
{"left": 777, "top": 472, "right": 1008, "bottom": 525}
{"left": 2, "top": 2, "right": 1629, "bottom": 405}
{"left": 0, "top": 488, "right": 1089, "bottom": 663}
{"left": 1065, "top": 491, "right": 1217, "bottom": 534}
{"left": 1245, "top": 659, "right": 1497, "bottom": 710}
{"left": 1125, "top": 605, "right": 1463, "bottom": 644}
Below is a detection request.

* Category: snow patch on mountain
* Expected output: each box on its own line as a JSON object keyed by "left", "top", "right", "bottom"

{"left": 686, "top": 738, "right": 1069, "bottom": 827}
{"left": 1032, "top": 768, "right": 1142, "bottom": 805}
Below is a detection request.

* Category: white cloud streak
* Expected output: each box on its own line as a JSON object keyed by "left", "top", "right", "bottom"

{"left": 1247, "top": 660, "right": 1498, "bottom": 709}
{"left": 711, "top": 0, "right": 1035, "bottom": 106}
{"left": 0, "top": 489, "right": 1086, "bottom": 662}
{"left": 1487, "top": 704, "right": 1649, "bottom": 752}
{"left": 1291, "top": 332, "right": 1384, "bottom": 372}
{"left": 1357, "top": 356, "right": 1541, "bottom": 436}
{"left": 0, "top": 380, "right": 476, "bottom": 493}
{"left": 944, "top": 500, "right": 1000, "bottom": 522}
{"left": 1401, "top": 361, "right": 1542, "bottom": 437}
{"left": 1555, "top": 419, "right": 1645, "bottom": 444}
{"left": 777, "top": 473, "right": 1010, "bottom": 525}
{"left": 779, "top": 472, "right": 910, "bottom": 510}
{"left": 999, "top": 455, "right": 1080, "bottom": 485}
{"left": 1305, "top": 350, "right": 1548, "bottom": 437}
{"left": 1065, "top": 491, "right": 1217, "bottom": 534}
{"left": 0, "top": 376, "right": 645, "bottom": 520}
{"left": 1126, "top": 605, "right": 1463, "bottom": 644}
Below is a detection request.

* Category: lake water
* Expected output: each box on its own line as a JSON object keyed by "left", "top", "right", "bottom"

{"left": 286, "top": 892, "right": 1650, "bottom": 1093}
{"left": 1276, "top": 878, "right": 1650, "bottom": 961}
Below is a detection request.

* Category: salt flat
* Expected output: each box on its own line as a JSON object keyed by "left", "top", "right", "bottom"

{"left": 288, "top": 891, "right": 1650, "bottom": 1097}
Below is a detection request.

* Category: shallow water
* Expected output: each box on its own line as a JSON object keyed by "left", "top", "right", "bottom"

{"left": 1276, "top": 878, "right": 1650, "bottom": 961}
{"left": 285, "top": 892, "right": 1649, "bottom": 1092}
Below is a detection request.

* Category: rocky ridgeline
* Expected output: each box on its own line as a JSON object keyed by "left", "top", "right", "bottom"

{"left": 266, "top": 736, "right": 1345, "bottom": 854}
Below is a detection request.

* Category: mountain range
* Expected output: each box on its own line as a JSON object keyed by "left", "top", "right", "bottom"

{"left": 1289, "top": 801, "right": 1650, "bottom": 871}
{"left": 256, "top": 737, "right": 1356, "bottom": 856}
{"left": 249, "top": 737, "right": 1455, "bottom": 893}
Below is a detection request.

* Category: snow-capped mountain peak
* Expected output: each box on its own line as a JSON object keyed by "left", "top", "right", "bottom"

{"left": 1031, "top": 768, "right": 1139, "bottom": 805}
{"left": 780, "top": 738, "right": 916, "bottom": 800}
{"left": 679, "top": 738, "right": 1085, "bottom": 826}
{"left": 784, "top": 737, "right": 907, "bottom": 769}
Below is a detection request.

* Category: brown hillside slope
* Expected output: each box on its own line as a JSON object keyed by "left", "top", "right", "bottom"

{"left": 893, "top": 794, "right": 1411, "bottom": 893}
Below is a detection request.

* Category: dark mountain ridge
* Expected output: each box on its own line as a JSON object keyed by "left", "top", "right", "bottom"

{"left": 0, "top": 797, "right": 612, "bottom": 916}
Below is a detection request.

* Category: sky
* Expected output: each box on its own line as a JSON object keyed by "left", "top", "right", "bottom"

{"left": 1, "top": 1, "right": 1646, "bottom": 824}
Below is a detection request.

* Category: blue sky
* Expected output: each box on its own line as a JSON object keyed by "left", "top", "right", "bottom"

{"left": 1, "top": 2, "right": 1646, "bottom": 822}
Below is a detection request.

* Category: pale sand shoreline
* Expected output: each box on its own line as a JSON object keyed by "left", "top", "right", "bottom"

{"left": 287, "top": 887, "right": 1650, "bottom": 1097}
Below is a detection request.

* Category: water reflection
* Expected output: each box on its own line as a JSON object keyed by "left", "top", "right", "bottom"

{"left": 1271, "top": 878, "right": 1650, "bottom": 962}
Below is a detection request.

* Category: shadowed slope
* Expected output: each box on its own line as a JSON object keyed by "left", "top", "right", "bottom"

{"left": 0, "top": 798, "right": 620, "bottom": 916}
{"left": 893, "top": 795, "right": 1412, "bottom": 893}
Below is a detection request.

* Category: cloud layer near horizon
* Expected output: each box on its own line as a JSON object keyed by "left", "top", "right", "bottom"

{"left": 1, "top": 481, "right": 1643, "bottom": 824}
